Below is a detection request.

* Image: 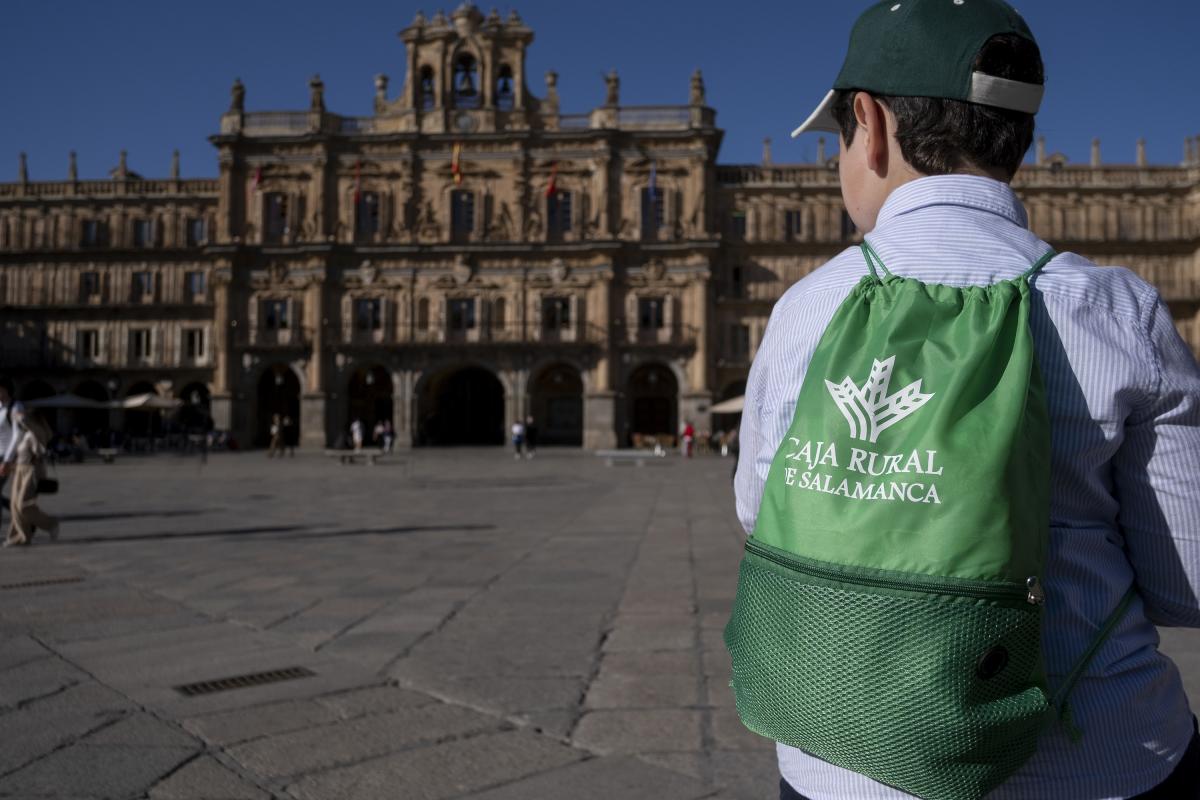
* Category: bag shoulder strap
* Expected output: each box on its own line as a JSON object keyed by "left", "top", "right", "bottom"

{"left": 1052, "top": 586, "right": 1137, "bottom": 741}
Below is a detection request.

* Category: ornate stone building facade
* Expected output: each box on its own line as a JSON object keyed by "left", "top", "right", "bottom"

{"left": 2, "top": 5, "right": 1198, "bottom": 449}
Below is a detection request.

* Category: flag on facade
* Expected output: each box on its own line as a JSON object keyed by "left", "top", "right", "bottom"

{"left": 354, "top": 160, "right": 362, "bottom": 204}
{"left": 451, "top": 143, "right": 463, "bottom": 186}
{"left": 253, "top": 166, "right": 263, "bottom": 191}
{"left": 544, "top": 161, "right": 558, "bottom": 198}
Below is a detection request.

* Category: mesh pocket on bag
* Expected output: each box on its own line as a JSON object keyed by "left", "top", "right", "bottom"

{"left": 724, "top": 555, "right": 1050, "bottom": 800}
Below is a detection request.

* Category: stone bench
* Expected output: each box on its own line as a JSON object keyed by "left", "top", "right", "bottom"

{"left": 594, "top": 449, "right": 667, "bottom": 467}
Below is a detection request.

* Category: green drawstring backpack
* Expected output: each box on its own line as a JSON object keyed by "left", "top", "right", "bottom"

{"left": 724, "top": 243, "right": 1134, "bottom": 800}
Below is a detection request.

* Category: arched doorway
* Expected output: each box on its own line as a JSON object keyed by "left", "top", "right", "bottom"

{"left": 256, "top": 365, "right": 301, "bottom": 448}
{"left": 71, "top": 380, "right": 110, "bottom": 445}
{"left": 178, "top": 382, "right": 211, "bottom": 432}
{"left": 18, "top": 380, "right": 57, "bottom": 435}
{"left": 417, "top": 366, "right": 504, "bottom": 446}
{"left": 347, "top": 366, "right": 393, "bottom": 445}
{"left": 627, "top": 363, "right": 678, "bottom": 446}
{"left": 529, "top": 363, "right": 583, "bottom": 446}
{"left": 124, "top": 381, "right": 163, "bottom": 440}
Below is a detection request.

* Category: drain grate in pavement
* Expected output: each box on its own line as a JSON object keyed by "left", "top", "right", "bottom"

{"left": 173, "top": 666, "right": 316, "bottom": 697}
{"left": 0, "top": 576, "right": 84, "bottom": 591}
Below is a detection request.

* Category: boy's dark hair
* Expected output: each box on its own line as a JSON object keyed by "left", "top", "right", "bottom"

{"left": 830, "top": 34, "right": 1044, "bottom": 180}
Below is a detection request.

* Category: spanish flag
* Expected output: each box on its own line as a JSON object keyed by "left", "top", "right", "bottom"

{"left": 451, "top": 143, "right": 463, "bottom": 186}
{"left": 544, "top": 161, "right": 558, "bottom": 198}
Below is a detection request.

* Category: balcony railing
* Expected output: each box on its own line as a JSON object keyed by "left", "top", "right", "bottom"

{"left": 407, "top": 321, "right": 608, "bottom": 346}
{"left": 627, "top": 325, "right": 700, "bottom": 346}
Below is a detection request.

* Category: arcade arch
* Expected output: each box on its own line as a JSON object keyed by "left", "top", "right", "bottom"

{"left": 528, "top": 363, "right": 583, "bottom": 446}
{"left": 416, "top": 365, "right": 505, "bottom": 446}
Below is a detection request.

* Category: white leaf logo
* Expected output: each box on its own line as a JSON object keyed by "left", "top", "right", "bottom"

{"left": 825, "top": 356, "right": 934, "bottom": 443}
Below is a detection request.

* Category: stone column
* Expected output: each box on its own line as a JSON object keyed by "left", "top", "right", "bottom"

{"left": 584, "top": 392, "right": 617, "bottom": 450}
{"left": 300, "top": 392, "right": 327, "bottom": 450}
{"left": 392, "top": 369, "right": 414, "bottom": 450}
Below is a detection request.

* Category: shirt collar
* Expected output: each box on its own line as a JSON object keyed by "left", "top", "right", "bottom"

{"left": 873, "top": 175, "right": 1029, "bottom": 231}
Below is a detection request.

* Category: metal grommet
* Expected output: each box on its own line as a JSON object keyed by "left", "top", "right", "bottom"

{"left": 976, "top": 646, "right": 1010, "bottom": 680}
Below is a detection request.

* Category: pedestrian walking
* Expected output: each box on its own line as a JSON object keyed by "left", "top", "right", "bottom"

{"left": 510, "top": 419, "right": 525, "bottom": 460}
{"left": 730, "top": 2, "right": 1200, "bottom": 797}
{"left": 350, "top": 418, "right": 365, "bottom": 452}
{"left": 4, "top": 406, "right": 59, "bottom": 548}
{"left": 681, "top": 420, "right": 695, "bottom": 458}
{"left": 524, "top": 416, "right": 538, "bottom": 459}
{"left": 267, "top": 414, "right": 284, "bottom": 458}
{"left": 373, "top": 420, "right": 385, "bottom": 451}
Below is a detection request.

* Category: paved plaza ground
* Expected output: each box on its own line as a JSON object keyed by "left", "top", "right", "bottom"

{"left": 1, "top": 450, "right": 1199, "bottom": 800}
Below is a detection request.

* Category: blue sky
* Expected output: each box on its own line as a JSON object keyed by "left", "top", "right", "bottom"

{"left": 4, "top": 1, "right": 1198, "bottom": 180}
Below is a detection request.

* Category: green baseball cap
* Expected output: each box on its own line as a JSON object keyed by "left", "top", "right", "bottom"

{"left": 791, "top": 0, "right": 1044, "bottom": 138}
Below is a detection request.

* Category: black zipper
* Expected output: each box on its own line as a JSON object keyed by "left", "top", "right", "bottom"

{"left": 745, "top": 538, "right": 1032, "bottom": 605}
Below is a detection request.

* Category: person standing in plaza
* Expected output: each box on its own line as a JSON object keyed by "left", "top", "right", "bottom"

{"left": 381, "top": 419, "right": 395, "bottom": 454}
{"left": 267, "top": 414, "right": 284, "bottom": 458}
{"left": 524, "top": 416, "right": 538, "bottom": 458}
{"left": 4, "top": 406, "right": 59, "bottom": 548}
{"left": 681, "top": 420, "right": 695, "bottom": 458}
{"left": 510, "top": 419, "right": 524, "bottom": 459}
{"left": 732, "top": 1, "right": 1200, "bottom": 797}
{"left": 0, "top": 378, "right": 17, "bottom": 532}
{"left": 350, "top": 418, "right": 365, "bottom": 452}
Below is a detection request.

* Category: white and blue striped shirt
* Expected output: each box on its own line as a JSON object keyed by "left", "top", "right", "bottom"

{"left": 734, "top": 175, "right": 1200, "bottom": 799}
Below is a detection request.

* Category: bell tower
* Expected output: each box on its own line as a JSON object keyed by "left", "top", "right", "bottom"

{"left": 386, "top": 3, "right": 540, "bottom": 134}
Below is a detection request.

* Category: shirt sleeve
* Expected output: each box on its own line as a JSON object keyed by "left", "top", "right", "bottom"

{"left": 2, "top": 423, "right": 18, "bottom": 464}
{"left": 734, "top": 296, "right": 788, "bottom": 537}
{"left": 1114, "top": 294, "right": 1200, "bottom": 627}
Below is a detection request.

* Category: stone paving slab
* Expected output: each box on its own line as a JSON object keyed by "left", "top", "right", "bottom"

{"left": 0, "top": 450, "right": 1196, "bottom": 800}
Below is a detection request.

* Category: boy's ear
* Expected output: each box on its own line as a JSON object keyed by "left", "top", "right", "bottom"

{"left": 853, "top": 92, "right": 890, "bottom": 176}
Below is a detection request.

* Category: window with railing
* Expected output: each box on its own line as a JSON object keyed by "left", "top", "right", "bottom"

{"left": 185, "top": 271, "right": 206, "bottom": 299}
{"left": 81, "top": 271, "right": 101, "bottom": 301}
{"left": 130, "top": 328, "right": 153, "bottom": 362}
{"left": 184, "top": 328, "right": 206, "bottom": 363}
{"left": 133, "top": 219, "right": 155, "bottom": 248}
{"left": 131, "top": 271, "right": 154, "bottom": 302}
{"left": 356, "top": 192, "right": 380, "bottom": 241}
{"left": 547, "top": 191, "right": 572, "bottom": 240}
{"left": 841, "top": 210, "right": 857, "bottom": 240}
{"left": 729, "top": 265, "right": 744, "bottom": 299}
{"left": 355, "top": 298, "right": 383, "bottom": 331}
{"left": 641, "top": 187, "right": 664, "bottom": 238}
{"left": 416, "top": 297, "right": 430, "bottom": 332}
{"left": 185, "top": 217, "right": 207, "bottom": 247}
{"left": 81, "top": 219, "right": 109, "bottom": 248}
{"left": 542, "top": 296, "right": 571, "bottom": 331}
{"left": 448, "top": 298, "right": 476, "bottom": 331}
{"left": 785, "top": 210, "right": 802, "bottom": 241}
{"left": 264, "top": 193, "right": 288, "bottom": 243}
{"left": 451, "top": 191, "right": 475, "bottom": 242}
{"left": 78, "top": 329, "right": 100, "bottom": 363}
{"left": 263, "top": 299, "right": 290, "bottom": 331}
{"left": 638, "top": 297, "right": 665, "bottom": 330}
{"left": 728, "top": 324, "right": 751, "bottom": 361}
{"left": 730, "top": 211, "right": 747, "bottom": 240}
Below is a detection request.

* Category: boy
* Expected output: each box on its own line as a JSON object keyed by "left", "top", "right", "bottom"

{"left": 733, "top": 1, "right": 1200, "bottom": 797}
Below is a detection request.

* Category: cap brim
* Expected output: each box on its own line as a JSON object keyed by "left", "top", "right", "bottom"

{"left": 790, "top": 89, "right": 840, "bottom": 138}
